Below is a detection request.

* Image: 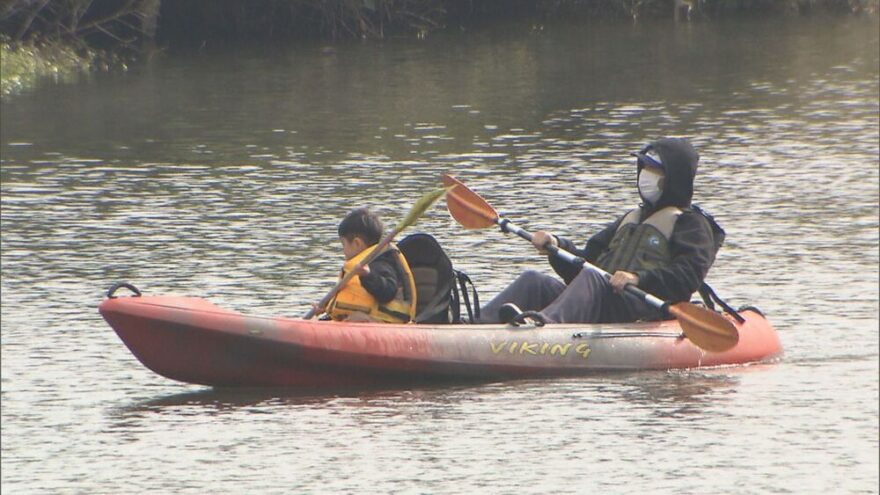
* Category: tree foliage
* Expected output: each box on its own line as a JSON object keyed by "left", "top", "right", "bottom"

{"left": 1, "top": 0, "right": 159, "bottom": 50}
{"left": 0, "top": 0, "right": 875, "bottom": 52}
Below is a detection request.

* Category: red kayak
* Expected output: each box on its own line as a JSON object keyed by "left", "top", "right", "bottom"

{"left": 98, "top": 286, "right": 783, "bottom": 389}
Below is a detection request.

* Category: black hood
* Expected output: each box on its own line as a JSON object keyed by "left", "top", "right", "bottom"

{"left": 637, "top": 137, "right": 699, "bottom": 209}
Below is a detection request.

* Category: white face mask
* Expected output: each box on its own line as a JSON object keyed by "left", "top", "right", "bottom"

{"left": 638, "top": 168, "right": 664, "bottom": 204}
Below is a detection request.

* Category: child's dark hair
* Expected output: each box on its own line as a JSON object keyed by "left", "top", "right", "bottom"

{"left": 338, "top": 208, "right": 383, "bottom": 245}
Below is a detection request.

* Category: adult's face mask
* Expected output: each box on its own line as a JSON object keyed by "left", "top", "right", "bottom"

{"left": 638, "top": 168, "right": 664, "bottom": 205}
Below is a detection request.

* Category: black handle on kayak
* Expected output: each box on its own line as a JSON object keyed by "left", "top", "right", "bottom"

{"left": 497, "top": 218, "right": 669, "bottom": 314}
{"left": 107, "top": 282, "right": 142, "bottom": 299}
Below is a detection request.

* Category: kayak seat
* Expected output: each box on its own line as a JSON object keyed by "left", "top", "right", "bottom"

{"left": 399, "top": 233, "right": 456, "bottom": 323}
{"left": 398, "top": 233, "right": 479, "bottom": 324}
{"left": 411, "top": 267, "right": 440, "bottom": 311}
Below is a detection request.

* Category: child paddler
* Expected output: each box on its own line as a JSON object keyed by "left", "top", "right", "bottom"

{"left": 323, "top": 208, "right": 417, "bottom": 323}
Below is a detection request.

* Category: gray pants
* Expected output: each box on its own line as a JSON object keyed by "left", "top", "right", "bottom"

{"left": 478, "top": 268, "right": 664, "bottom": 324}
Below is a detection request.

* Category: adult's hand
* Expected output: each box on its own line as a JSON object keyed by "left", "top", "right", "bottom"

{"left": 531, "top": 230, "right": 558, "bottom": 254}
{"left": 609, "top": 270, "right": 639, "bottom": 294}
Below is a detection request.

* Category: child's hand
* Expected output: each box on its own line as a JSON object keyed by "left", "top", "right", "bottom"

{"left": 355, "top": 265, "right": 371, "bottom": 277}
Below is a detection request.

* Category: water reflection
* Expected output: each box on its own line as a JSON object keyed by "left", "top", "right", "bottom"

{"left": 113, "top": 381, "right": 495, "bottom": 415}
{"left": 615, "top": 370, "right": 740, "bottom": 418}
{"left": 112, "top": 368, "right": 745, "bottom": 423}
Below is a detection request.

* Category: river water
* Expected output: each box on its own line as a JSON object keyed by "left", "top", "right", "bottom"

{"left": 2, "top": 16, "right": 878, "bottom": 494}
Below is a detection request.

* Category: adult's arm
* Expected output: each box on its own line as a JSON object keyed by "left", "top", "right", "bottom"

{"left": 549, "top": 219, "right": 621, "bottom": 284}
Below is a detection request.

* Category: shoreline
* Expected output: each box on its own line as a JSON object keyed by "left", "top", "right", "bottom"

{"left": 1, "top": 41, "right": 95, "bottom": 98}
{"left": 1, "top": 2, "right": 877, "bottom": 98}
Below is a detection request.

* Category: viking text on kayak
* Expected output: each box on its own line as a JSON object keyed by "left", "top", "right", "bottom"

{"left": 490, "top": 341, "right": 592, "bottom": 360}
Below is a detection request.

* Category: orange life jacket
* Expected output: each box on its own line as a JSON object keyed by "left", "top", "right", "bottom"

{"left": 327, "top": 244, "right": 417, "bottom": 323}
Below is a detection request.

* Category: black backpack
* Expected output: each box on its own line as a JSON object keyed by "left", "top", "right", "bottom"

{"left": 691, "top": 204, "right": 744, "bottom": 323}
{"left": 398, "top": 233, "right": 479, "bottom": 324}
{"left": 691, "top": 203, "right": 725, "bottom": 255}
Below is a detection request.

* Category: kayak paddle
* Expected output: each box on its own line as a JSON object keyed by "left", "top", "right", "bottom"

{"left": 441, "top": 173, "right": 739, "bottom": 353}
{"left": 304, "top": 187, "right": 449, "bottom": 320}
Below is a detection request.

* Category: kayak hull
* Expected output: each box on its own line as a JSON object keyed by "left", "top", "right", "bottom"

{"left": 99, "top": 295, "right": 783, "bottom": 388}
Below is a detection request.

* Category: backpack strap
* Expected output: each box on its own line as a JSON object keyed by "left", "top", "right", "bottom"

{"left": 468, "top": 275, "right": 480, "bottom": 321}
{"left": 698, "top": 283, "right": 745, "bottom": 323}
{"left": 454, "top": 270, "right": 480, "bottom": 323}
{"left": 449, "top": 276, "right": 461, "bottom": 323}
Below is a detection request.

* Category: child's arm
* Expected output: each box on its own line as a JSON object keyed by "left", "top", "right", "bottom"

{"left": 359, "top": 252, "right": 400, "bottom": 304}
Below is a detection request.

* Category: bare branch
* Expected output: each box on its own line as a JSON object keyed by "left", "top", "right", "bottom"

{"left": 13, "top": 0, "right": 49, "bottom": 41}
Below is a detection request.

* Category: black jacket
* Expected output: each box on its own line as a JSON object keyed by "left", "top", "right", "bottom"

{"left": 550, "top": 138, "right": 717, "bottom": 303}
{"left": 359, "top": 249, "right": 404, "bottom": 304}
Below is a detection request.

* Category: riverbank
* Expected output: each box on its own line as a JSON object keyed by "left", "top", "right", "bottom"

{"left": 1, "top": 0, "right": 876, "bottom": 97}
{"left": 157, "top": 0, "right": 880, "bottom": 43}
{"left": 0, "top": 41, "right": 95, "bottom": 98}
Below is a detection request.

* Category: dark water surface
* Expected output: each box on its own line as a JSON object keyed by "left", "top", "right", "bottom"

{"left": 2, "top": 17, "right": 878, "bottom": 494}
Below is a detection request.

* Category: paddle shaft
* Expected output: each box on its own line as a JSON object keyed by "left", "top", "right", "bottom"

{"left": 495, "top": 218, "right": 669, "bottom": 313}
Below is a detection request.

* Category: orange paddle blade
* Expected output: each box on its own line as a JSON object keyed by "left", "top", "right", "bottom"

{"left": 441, "top": 174, "right": 499, "bottom": 229}
{"left": 669, "top": 302, "right": 740, "bottom": 353}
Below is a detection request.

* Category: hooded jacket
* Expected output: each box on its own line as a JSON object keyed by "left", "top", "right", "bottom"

{"left": 551, "top": 138, "right": 717, "bottom": 303}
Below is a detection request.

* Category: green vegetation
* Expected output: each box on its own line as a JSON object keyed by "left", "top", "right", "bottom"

{"left": 0, "top": 0, "right": 876, "bottom": 96}
{"left": 0, "top": 39, "right": 95, "bottom": 97}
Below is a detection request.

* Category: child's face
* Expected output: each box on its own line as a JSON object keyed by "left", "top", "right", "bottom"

{"left": 340, "top": 236, "right": 366, "bottom": 260}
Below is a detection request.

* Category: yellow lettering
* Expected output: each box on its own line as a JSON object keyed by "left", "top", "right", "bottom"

{"left": 519, "top": 342, "right": 538, "bottom": 355}
{"left": 491, "top": 341, "right": 589, "bottom": 360}
{"left": 550, "top": 344, "right": 572, "bottom": 356}
{"left": 490, "top": 342, "right": 508, "bottom": 354}
{"left": 575, "top": 343, "right": 592, "bottom": 360}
